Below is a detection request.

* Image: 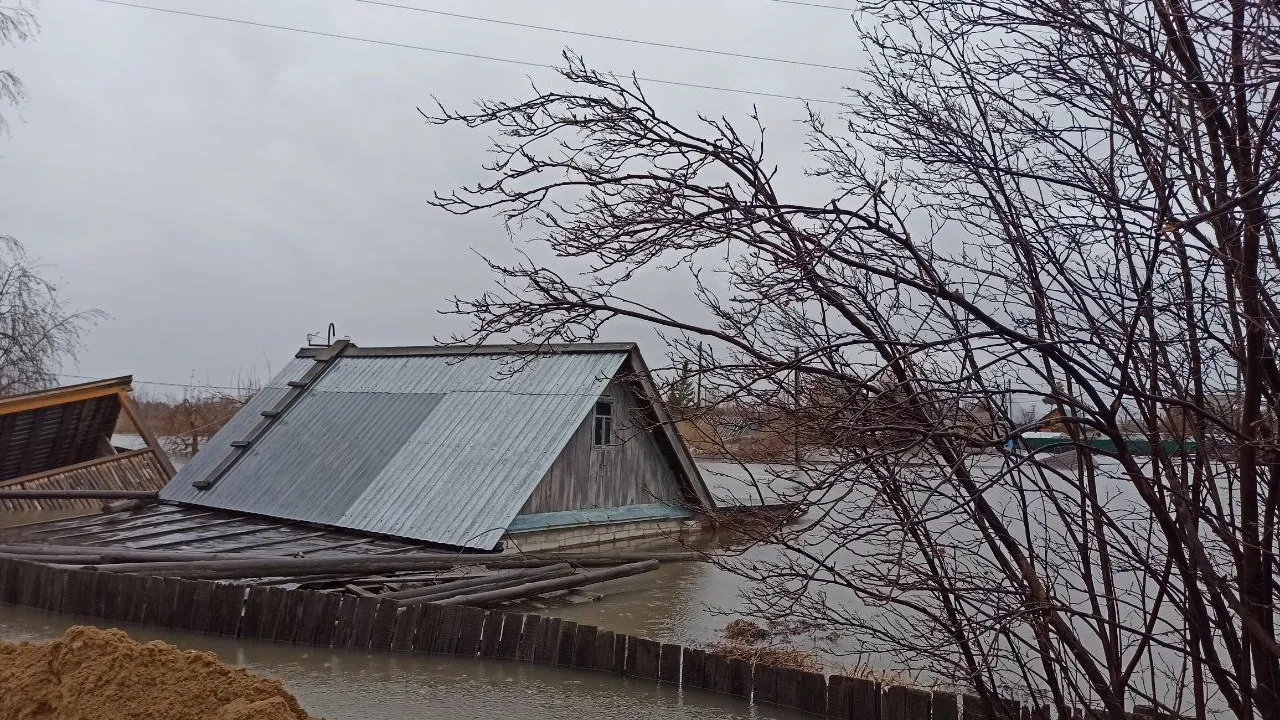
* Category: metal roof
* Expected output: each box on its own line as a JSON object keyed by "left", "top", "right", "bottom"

{"left": 161, "top": 346, "right": 638, "bottom": 550}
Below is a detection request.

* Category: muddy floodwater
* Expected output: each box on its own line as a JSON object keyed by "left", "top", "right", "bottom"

{"left": 0, "top": 461, "right": 844, "bottom": 717}
{"left": 0, "top": 604, "right": 810, "bottom": 720}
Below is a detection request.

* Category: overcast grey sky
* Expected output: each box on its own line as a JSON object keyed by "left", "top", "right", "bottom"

{"left": 1, "top": 0, "right": 857, "bottom": 392}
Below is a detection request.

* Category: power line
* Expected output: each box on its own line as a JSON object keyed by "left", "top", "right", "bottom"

{"left": 58, "top": 373, "right": 252, "bottom": 392}
{"left": 759, "top": 0, "right": 856, "bottom": 10}
{"left": 350, "top": 0, "right": 857, "bottom": 73}
{"left": 92, "top": 0, "right": 842, "bottom": 105}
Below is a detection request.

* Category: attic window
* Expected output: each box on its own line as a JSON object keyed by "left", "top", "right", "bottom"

{"left": 593, "top": 400, "right": 614, "bottom": 447}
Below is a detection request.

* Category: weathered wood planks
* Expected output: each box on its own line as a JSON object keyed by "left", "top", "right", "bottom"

{"left": 0, "top": 556, "right": 985, "bottom": 720}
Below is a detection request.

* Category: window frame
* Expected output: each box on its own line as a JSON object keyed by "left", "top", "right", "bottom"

{"left": 592, "top": 398, "right": 615, "bottom": 447}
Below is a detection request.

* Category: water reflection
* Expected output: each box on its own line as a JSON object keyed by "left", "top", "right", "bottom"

{"left": 0, "top": 604, "right": 806, "bottom": 720}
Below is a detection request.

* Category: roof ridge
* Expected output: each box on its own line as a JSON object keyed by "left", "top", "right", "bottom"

{"left": 296, "top": 342, "right": 638, "bottom": 359}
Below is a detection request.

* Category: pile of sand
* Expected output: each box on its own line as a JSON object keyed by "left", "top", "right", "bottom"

{"left": 0, "top": 625, "right": 315, "bottom": 720}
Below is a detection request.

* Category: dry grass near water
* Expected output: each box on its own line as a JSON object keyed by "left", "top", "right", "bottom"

{"left": 706, "top": 619, "right": 923, "bottom": 687}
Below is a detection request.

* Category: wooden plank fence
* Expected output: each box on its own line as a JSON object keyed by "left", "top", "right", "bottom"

{"left": 0, "top": 556, "right": 1064, "bottom": 718}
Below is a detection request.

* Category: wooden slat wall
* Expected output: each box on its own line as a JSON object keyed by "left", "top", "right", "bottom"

{"left": 519, "top": 378, "right": 685, "bottom": 514}
{"left": 0, "top": 555, "right": 1065, "bottom": 719}
{"left": 0, "top": 450, "right": 170, "bottom": 511}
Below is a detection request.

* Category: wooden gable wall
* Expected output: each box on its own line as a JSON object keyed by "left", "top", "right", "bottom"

{"left": 518, "top": 375, "right": 685, "bottom": 514}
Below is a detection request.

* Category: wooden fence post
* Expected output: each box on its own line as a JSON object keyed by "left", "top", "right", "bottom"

{"left": 631, "top": 637, "right": 660, "bottom": 680}
{"left": 408, "top": 603, "right": 440, "bottom": 653}
{"left": 682, "top": 647, "right": 705, "bottom": 689}
{"left": 517, "top": 614, "right": 543, "bottom": 662}
{"left": 775, "top": 667, "right": 804, "bottom": 709}
{"left": 726, "top": 658, "right": 751, "bottom": 699}
{"left": 497, "top": 613, "right": 525, "bottom": 660}
{"left": 332, "top": 595, "right": 359, "bottom": 647}
{"left": 932, "top": 693, "right": 959, "bottom": 720}
{"left": 295, "top": 593, "right": 325, "bottom": 644}
{"left": 368, "top": 599, "right": 399, "bottom": 650}
{"left": 555, "top": 620, "right": 578, "bottom": 666}
{"left": 572, "top": 624, "right": 597, "bottom": 669}
{"left": 535, "top": 617, "right": 561, "bottom": 665}
{"left": 593, "top": 629, "right": 616, "bottom": 673}
{"left": 272, "top": 589, "right": 307, "bottom": 643}
{"left": 170, "top": 579, "right": 198, "bottom": 629}
{"left": 392, "top": 605, "right": 423, "bottom": 651}
{"left": 309, "top": 592, "right": 343, "bottom": 646}
{"left": 347, "top": 595, "right": 379, "bottom": 649}
{"left": 701, "top": 652, "right": 726, "bottom": 693}
{"left": 755, "top": 664, "right": 779, "bottom": 707}
{"left": 455, "top": 606, "right": 487, "bottom": 656}
{"left": 430, "top": 604, "right": 463, "bottom": 655}
{"left": 613, "top": 632, "right": 627, "bottom": 675}
{"left": 798, "top": 670, "right": 828, "bottom": 716}
{"left": 480, "top": 610, "right": 507, "bottom": 658}
{"left": 659, "top": 643, "right": 681, "bottom": 685}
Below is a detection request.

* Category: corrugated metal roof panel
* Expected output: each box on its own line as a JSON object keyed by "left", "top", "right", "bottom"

{"left": 158, "top": 357, "right": 310, "bottom": 505}
{"left": 161, "top": 350, "right": 626, "bottom": 549}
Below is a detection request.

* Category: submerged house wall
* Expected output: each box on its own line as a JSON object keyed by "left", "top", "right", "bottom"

{"left": 510, "top": 377, "right": 697, "bottom": 550}
{"left": 520, "top": 378, "right": 685, "bottom": 515}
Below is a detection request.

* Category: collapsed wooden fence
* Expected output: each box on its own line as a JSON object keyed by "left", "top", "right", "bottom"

{"left": 0, "top": 555, "right": 1010, "bottom": 719}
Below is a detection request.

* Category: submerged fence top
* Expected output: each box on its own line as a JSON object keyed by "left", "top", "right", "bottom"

{"left": 160, "top": 346, "right": 634, "bottom": 550}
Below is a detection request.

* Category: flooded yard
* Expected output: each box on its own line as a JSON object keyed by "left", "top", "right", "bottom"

{"left": 0, "top": 459, "right": 865, "bottom": 718}
{"left": 0, "top": 603, "right": 806, "bottom": 720}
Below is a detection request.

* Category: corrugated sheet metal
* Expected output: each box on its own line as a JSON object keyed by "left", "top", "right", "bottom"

{"left": 161, "top": 351, "right": 626, "bottom": 550}
{"left": 0, "top": 394, "right": 121, "bottom": 481}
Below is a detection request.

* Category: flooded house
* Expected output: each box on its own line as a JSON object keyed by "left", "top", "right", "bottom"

{"left": 0, "top": 376, "right": 176, "bottom": 510}
{"left": 158, "top": 341, "right": 715, "bottom": 552}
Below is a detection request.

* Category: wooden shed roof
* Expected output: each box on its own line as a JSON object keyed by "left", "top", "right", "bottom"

{"left": 0, "top": 376, "right": 136, "bottom": 482}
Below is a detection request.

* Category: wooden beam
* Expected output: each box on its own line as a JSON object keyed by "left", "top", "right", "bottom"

{"left": 117, "top": 391, "right": 176, "bottom": 478}
{"left": 0, "top": 376, "right": 133, "bottom": 416}
{"left": 0, "top": 448, "right": 154, "bottom": 490}
{"left": 433, "top": 560, "right": 659, "bottom": 606}
{"left": 85, "top": 554, "right": 512, "bottom": 579}
{"left": 0, "top": 490, "right": 157, "bottom": 500}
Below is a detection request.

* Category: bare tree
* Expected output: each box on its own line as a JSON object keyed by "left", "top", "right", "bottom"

{"left": 0, "top": 4, "right": 94, "bottom": 395}
{"left": 0, "top": 237, "right": 99, "bottom": 395}
{"left": 0, "top": 2, "right": 36, "bottom": 136}
{"left": 122, "top": 375, "right": 261, "bottom": 456}
{"left": 428, "top": 0, "right": 1280, "bottom": 718}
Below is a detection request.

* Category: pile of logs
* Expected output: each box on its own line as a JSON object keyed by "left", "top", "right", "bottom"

{"left": 0, "top": 543, "right": 702, "bottom": 608}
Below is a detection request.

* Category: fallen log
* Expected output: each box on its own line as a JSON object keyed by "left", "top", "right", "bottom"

{"left": 82, "top": 553, "right": 520, "bottom": 579}
{"left": 486, "top": 555, "right": 702, "bottom": 570}
{"left": 377, "top": 566, "right": 528, "bottom": 602}
{"left": 510, "top": 551, "right": 703, "bottom": 564}
{"left": 395, "top": 564, "right": 575, "bottom": 606}
{"left": 0, "top": 490, "right": 158, "bottom": 500}
{"left": 435, "top": 560, "right": 659, "bottom": 606}
{"left": 0, "top": 545, "right": 351, "bottom": 563}
{"left": 0, "top": 554, "right": 148, "bottom": 564}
